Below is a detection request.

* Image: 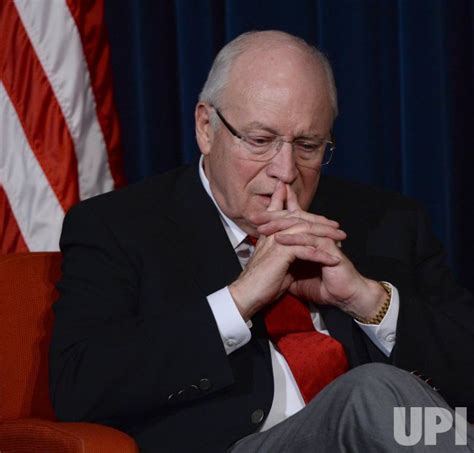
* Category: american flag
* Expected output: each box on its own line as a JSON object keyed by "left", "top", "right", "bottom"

{"left": 0, "top": 0, "right": 126, "bottom": 253}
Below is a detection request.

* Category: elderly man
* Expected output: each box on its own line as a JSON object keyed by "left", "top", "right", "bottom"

{"left": 50, "top": 31, "right": 474, "bottom": 452}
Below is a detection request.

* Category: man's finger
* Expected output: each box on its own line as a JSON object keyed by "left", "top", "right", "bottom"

{"left": 258, "top": 218, "right": 346, "bottom": 241}
{"left": 286, "top": 184, "right": 301, "bottom": 212}
{"left": 275, "top": 232, "right": 342, "bottom": 255}
{"left": 251, "top": 210, "right": 340, "bottom": 228}
{"left": 268, "top": 181, "right": 286, "bottom": 211}
{"left": 257, "top": 217, "right": 302, "bottom": 235}
{"left": 290, "top": 244, "right": 341, "bottom": 266}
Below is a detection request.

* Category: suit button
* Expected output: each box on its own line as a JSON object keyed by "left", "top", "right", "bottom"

{"left": 199, "top": 378, "right": 212, "bottom": 391}
{"left": 226, "top": 338, "right": 237, "bottom": 347}
{"left": 187, "top": 384, "right": 200, "bottom": 398}
{"left": 251, "top": 409, "right": 264, "bottom": 424}
{"left": 175, "top": 388, "right": 186, "bottom": 402}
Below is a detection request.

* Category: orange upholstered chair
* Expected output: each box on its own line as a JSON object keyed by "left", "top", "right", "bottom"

{"left": 0, "top": 253, "right": 138, "bottom": 452}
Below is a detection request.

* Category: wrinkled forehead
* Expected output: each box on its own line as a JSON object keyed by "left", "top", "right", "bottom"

{"left": 223, "top": 45, "right": 333, "bottom": 133}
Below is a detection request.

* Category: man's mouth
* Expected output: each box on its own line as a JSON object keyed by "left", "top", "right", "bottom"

{"left": 256, "top": 194, "right": 272, "bottom": 205}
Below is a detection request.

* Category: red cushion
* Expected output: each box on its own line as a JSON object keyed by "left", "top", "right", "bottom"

{"left": 0, "top": 418, "right": 138, "bottom": 452}
{"left": 0, "top": 253, "right": 61, "bottom": 421}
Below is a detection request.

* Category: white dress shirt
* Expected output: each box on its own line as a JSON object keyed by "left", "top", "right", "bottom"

{"left": 198, "top": 156, "right": 400, "bottom": 431}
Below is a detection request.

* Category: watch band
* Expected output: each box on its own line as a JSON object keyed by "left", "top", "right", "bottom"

{"left": 356, "top": 281, "right": 392, "bottom": 325}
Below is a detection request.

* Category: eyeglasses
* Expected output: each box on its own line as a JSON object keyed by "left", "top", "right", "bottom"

{"left": 212, "top": 107, "right": 335, "bottom": 167}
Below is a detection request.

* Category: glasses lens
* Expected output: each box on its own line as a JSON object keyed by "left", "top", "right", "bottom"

{"left": 295, "top": 142, "right": 334, "bottom": 167}
{"left": 240, "top": 138, "right": 279, "bottom": 160}
{"left": 239, "top": 138, "right": 335, "bottom": 167}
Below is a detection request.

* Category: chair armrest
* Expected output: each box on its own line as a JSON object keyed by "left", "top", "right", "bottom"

{"left": 0, "top": 418, "right": 139, "bottom": 452}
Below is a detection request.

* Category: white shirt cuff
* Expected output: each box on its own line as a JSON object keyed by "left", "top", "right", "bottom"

{"left": 355, "top": 282, "right": 399, "bottom": 356}
{"left": 207, "top": 286, "right": 251, "bottom": 355}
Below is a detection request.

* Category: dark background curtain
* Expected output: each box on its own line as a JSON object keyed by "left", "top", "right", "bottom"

{"left": 104, "top": 0, "right": 474, "bottom": 291}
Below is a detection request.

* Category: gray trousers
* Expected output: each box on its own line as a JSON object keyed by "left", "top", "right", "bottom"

{"left": 229, "top": 363, "right": 474, "bottom": 452}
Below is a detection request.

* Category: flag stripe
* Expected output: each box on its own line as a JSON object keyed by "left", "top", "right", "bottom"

{"left": 66, "top": 0, "right": 127, "bottom": 189}
{"left": 14, "top": 0, "right": 116, "bottom": 200}
{"left": 0, "top": 82, "right": 65, "bottom": 251}
{"left": 0, "top": 186, "right": 28, "bottom": 254}
{"left": 2, "top": 1, "right": 80, "bottom": 211}
{"left": 0, "top": 0, "right": 125, "bottom": 253}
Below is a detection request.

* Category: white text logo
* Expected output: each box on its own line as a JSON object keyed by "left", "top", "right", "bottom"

{"left": 393, "top": 407, "right": 467, "bottom": 446}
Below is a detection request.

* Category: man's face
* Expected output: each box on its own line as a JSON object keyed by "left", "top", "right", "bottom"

{"left": 196, "top": 45, "right": 334, "bottom": 236}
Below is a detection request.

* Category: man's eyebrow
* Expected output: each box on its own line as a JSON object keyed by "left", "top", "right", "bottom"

{"left": 242, "top": 122, "right": 323, "bottom": 140}
{"left": 242, "top": 122, "right": 279, "bottom": 135}
{"left": 295, "top": 133, "right": 323, "bottom": 141}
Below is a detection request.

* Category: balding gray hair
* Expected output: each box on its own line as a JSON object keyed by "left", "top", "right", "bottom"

{"left": 198, "top": 30, "right": 338, "bottom": 124}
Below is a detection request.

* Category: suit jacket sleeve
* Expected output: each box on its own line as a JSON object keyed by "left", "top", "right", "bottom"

{"left": 49, "top": 200, "right": 234, "bottom": 424}
{"left": 391, "top": 203, "right": 474, "bottom": 419}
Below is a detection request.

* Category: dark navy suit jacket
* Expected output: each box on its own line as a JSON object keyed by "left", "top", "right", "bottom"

{"left": 50, "top": 162, "right": 474, "bottom": 452}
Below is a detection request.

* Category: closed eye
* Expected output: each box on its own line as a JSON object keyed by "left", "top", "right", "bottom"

{"left": 294, "top": 141, "right": 321, "bottom": 152}
{"left": 245, "top": 135, "right": 276, "bottom": 147}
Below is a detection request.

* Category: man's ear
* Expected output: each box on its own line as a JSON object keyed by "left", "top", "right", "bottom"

{"left": 195, "top": 102, "right": 214, "bottom": 156}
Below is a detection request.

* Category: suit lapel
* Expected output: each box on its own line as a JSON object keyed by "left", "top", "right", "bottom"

{"left": 310, "top": 176, "right": 367, "bottom": 266}
{"left": 165, "top": 163, "right": 272, "bottom": 368}
{"left": 166, "top": 163, "right": 243, "bottom": 297}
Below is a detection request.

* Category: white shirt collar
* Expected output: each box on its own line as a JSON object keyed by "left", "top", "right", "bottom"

{"left": 198, "top": 155, "right": 248, "bottom": 249}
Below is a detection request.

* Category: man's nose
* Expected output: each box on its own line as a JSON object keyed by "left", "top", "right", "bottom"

{"left": 266, "top": 141, "right": 298, "bottom": 184}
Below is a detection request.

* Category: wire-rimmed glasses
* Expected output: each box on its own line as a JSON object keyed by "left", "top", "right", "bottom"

{"left": 213, "top": 107, "right": 335, "bottom": 167}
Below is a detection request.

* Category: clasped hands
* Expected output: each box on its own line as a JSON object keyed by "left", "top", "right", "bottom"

{"left": 229, "top": 181, "right": 386, "bottom": 323}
